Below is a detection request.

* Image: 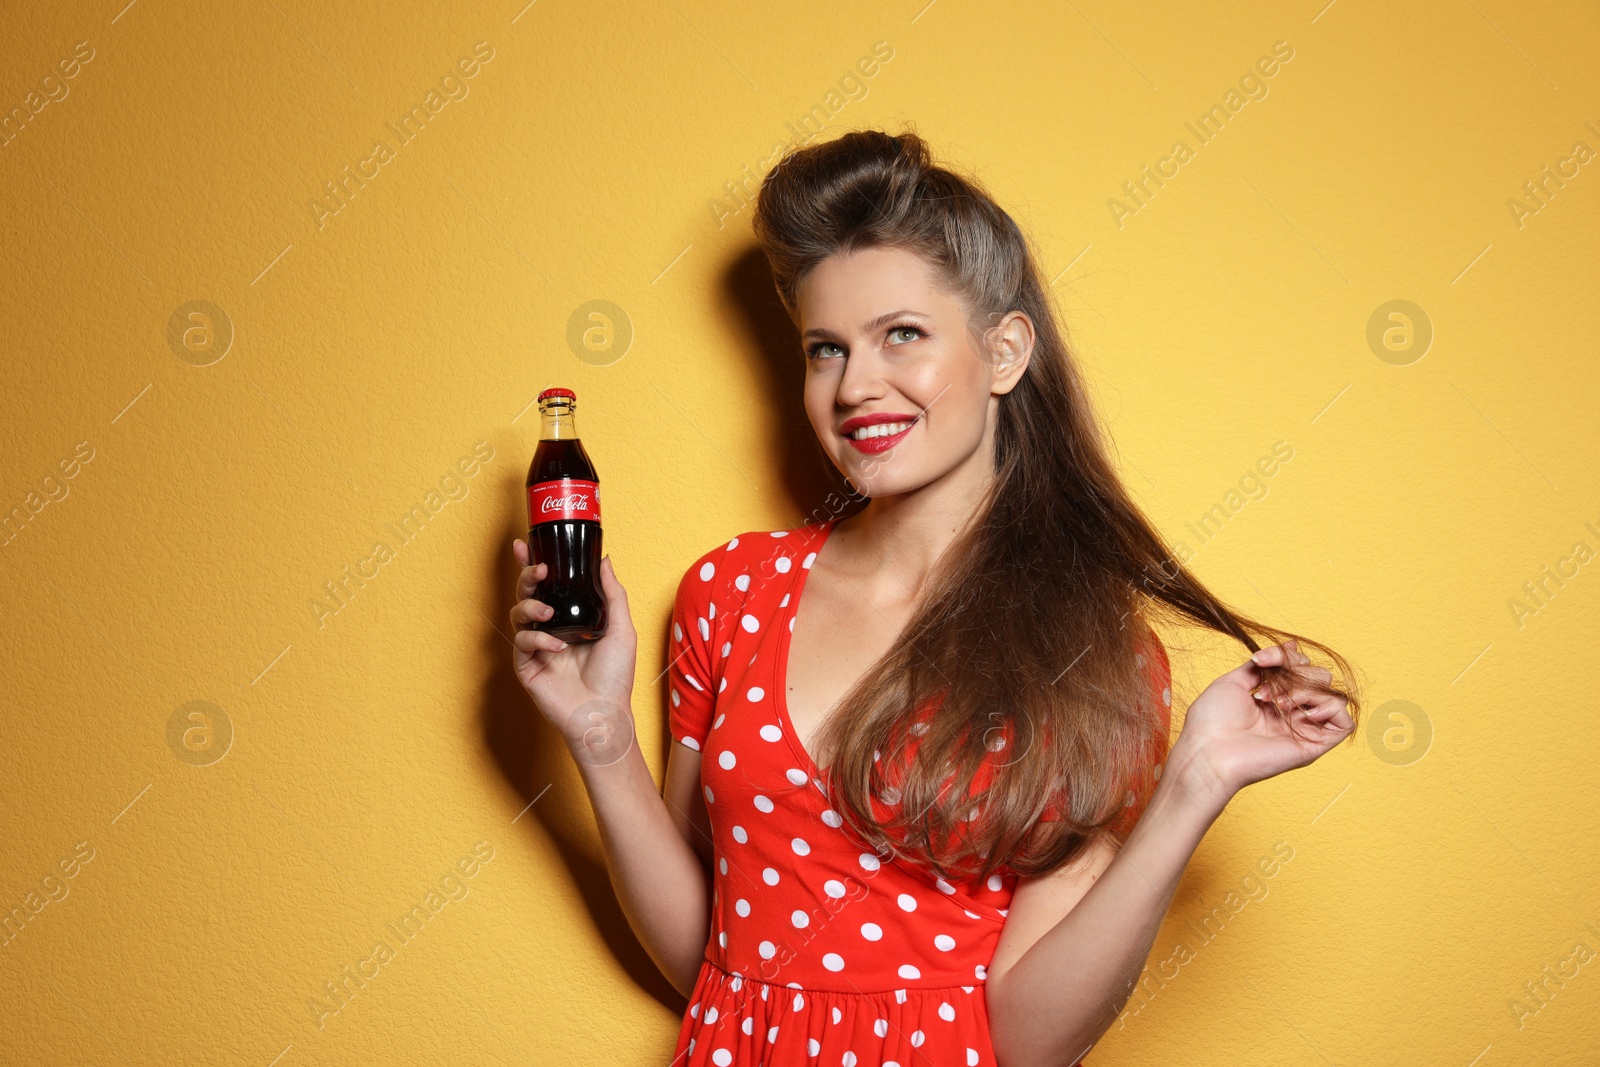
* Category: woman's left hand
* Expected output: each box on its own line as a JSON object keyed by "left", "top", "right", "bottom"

{"left": 1169, "top": 639, "right": 1355, "bottom": 801}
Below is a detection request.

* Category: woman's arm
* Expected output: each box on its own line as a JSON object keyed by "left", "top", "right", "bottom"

{"left": 570, "top": 722, "right": 712, "bottom": 999}
{"left": 986, "top": 742, "right": 1231, "bottom": 1066}
{"left": 508, "top": 541, "right": 713, "bottom": 999}
{"left": 987, "top": 639, "right": 1353, "bottom": 1066}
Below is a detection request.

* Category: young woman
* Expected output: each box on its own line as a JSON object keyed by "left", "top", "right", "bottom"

{"left": 508, "top": 129, "right": 1360, "bottom": 1067}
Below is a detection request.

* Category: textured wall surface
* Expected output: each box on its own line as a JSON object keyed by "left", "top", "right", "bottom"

{"left": 2, "top": 0, "right": 1597, "bottom": 1064}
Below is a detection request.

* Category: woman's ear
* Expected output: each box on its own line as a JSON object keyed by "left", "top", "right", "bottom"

{"left": 985, "top": 310, "right": 1035, "bottom": 395}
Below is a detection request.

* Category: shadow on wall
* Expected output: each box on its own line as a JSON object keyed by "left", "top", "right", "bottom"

{"left": 719, "top": 243, "right": 853, "bottom": 518}
{"left": 470, "top": 245, "right": 839, "bottom": 1013}
{"left": 474, "top": 525, "right": 684, "bottom": 1008}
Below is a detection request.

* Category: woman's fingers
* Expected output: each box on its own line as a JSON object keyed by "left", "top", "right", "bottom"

{"left": 510, "top": 597, "right": 555, "bottom": 627}
{"left": 509, "top": 541, "right": 553, "bottom": 629}
{"left": 1305, "top": 696, "right": 1352, "bottom": 726}
{"left": 1254, "top": 640, "right": 1310, "bottom": 664}
{"left": 1249, "top": 640, "right": 1319, "bottom": 677}
{"left": 1253, "top": 675, "right": 1354, "bottom": 742}
{"left": 513, "top": 539, "right": 548, "bottom": 601}
{"left": 1294, "top": 696, "right": 1354, "bottom": 739}
{"left": 1255, "top": 682, "right": 1312, "bottom": 709}
{"left": 513, "top": 627, "right": 567, "bottom": 655}
{"left": 595, "top": 555, "right": 633, "bottom": 639}
{"left": 509, "top": 539, "right": 569, "bottom": 657}
{"left": 1255, "top": 667, "right": 1333, "bottom": 699}
{"left": 1250, "top": 643, "right": 1286, "bottom": 668}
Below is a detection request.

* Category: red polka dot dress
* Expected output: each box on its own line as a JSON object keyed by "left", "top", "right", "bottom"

{"left": 666, "top": 518, "right": 1172, "bottom": 1067}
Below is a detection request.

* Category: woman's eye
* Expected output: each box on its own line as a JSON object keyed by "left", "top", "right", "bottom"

{"left": 807, "top": 327, "right": 920, "bottom": 360}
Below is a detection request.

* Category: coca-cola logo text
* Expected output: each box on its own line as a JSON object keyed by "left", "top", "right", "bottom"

{"left": 539, "top": 494, "right": 591, "bottom": 514}
{"left": 528, "top": 478, "right": 601, "bottom": 524}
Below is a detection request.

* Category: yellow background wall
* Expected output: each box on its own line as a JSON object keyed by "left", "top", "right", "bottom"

{"left": 2, "top": 0, "right": 1597, "bottom": 1063}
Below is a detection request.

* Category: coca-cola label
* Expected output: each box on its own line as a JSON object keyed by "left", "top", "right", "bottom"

{"left": 528, "top": 478, "right": 601, "bottom": 524}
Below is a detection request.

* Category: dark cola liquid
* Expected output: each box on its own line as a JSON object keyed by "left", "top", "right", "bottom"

{"left": 526, "top": 436, "right": 607, "bottom": 642}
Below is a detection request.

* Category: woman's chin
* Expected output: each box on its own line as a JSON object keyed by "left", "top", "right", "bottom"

{"left": 838, "top": 472, "right": 918, "bottom": 499}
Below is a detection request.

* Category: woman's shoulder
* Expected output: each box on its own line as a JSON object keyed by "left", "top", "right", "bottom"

{"left": 673, "top": 519, "right": 830, "bottom": 607}
{"left": 677, "top": 519, "right": 831, "bottom": 578}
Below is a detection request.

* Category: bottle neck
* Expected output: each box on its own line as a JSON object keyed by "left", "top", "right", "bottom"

{"left": 539, "top": 405, "right": 578, "bottom": 440}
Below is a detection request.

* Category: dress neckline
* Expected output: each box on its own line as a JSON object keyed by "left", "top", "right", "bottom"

{"left": 767, "top": 516, "right": 1018, "bottom": 913}
{"left": 772, "top": 517, "right": 839, "bottom": 778}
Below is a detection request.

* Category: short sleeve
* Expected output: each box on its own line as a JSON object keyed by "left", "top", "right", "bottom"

{"left": 667, "top": 540, "right": 732, "bottom": 751}
{"left": 1105, "top": 625, "right": 1173, "bottom": 836}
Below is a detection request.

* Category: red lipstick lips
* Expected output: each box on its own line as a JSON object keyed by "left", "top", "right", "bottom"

{"left": 840, "top": 412, "right": 918, "bottom": 455}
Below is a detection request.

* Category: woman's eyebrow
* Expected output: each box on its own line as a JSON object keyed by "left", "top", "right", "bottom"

{"left": 801, "top": 309, "right": 928, "bottom": 341}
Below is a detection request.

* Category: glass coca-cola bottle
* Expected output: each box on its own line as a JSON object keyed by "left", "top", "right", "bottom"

{"left": 525, "top": 387, "right": 607, "bottom": 642}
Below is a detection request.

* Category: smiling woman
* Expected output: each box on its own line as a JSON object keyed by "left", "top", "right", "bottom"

{"left": 506, "top": 127, "right": 1362, "bottom": 1067}
{"left": 685, "top": 128, "right": 1357, "bottom": 1065}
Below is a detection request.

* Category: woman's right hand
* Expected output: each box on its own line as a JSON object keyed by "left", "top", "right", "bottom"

{"left": 1168, "top": 639, "right": 1354, "bottom": 803}
{"left": 509, "top": 539, "right": 639, "bottom": 765}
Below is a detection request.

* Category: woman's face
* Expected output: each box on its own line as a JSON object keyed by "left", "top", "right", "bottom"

{"left": 795, "top": 245, "right": 1033, "bottom": 499}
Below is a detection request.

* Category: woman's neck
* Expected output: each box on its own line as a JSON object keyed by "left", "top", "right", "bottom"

{"left": 832, "top": 467, "right": 994, "bottom": 602}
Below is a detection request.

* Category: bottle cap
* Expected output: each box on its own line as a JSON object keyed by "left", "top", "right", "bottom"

{"left": 539, "top": 387, "right": 576, "bottom": 401}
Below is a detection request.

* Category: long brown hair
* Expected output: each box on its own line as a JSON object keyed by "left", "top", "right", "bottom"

{"left": 751, "top": 127, "right": 1362, "bottom": 883}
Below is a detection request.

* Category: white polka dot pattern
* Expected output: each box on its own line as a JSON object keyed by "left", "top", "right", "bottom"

{"left": 667, "top": 519, "right": 1126, "bottom": 1067}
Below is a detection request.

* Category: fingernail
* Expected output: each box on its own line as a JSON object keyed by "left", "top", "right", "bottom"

{"left": 556, "top": 640, "right": 568, "bottom": 650}
{"left": 1250, "top": 649, "right": 1266, "bottom": 664}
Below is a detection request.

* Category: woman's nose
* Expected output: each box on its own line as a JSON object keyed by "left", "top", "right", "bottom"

{"left": 834, "top": 345, "right": 887, "bottom": 404}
